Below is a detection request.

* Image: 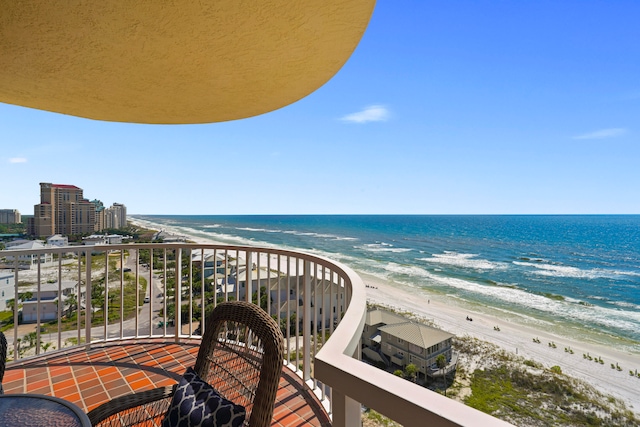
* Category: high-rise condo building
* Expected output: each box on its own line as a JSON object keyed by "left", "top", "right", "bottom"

{"left": 94, "top": 201, "right": 128, "bottom": 230}
{"left": 31, "top": 183, "right": 99, "bottom": 237}
{"left": 106, "top": 203, "right": 127, "bottom": 229}
{"left": 0, "top": 209, "right": 21, "bottom": 224}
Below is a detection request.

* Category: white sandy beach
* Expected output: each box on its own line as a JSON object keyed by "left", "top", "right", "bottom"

{"left": 362, "top": 272, "right": 640, "bottom": 416}
{"left": 130, "top": 218, "right": 640, "bottom": 415}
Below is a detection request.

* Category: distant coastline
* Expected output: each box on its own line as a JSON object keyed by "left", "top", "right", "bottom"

{"left": 129, "top": 214, "right": 640, "bottom": 415}
{"left": 130, "top": 214, "right": 640, "bottom": 348}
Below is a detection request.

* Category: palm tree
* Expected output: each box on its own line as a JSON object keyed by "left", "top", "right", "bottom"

{"left": 91, "top": 282, "right": 105, "bottom": 320}
{"left": 6, "top": 298, "right": 16, "bottom": 316}
{"left": 66, "top": 293, "right": 78, "bottom": 316}
{"left": 6, "top": 292, "right": 33, "bottom": 323}
{"left": 24, "top": 331, "right": 37, "bottom": 348}
{"left": 19, "top": 291, "right": 33, "bottom": 301}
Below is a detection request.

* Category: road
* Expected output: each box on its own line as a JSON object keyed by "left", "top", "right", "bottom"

{"left": 11, "top": 249, "right": 180, "bottom": 356}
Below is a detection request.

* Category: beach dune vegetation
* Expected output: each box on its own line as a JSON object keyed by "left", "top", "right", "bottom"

{"left": 465, "top": 364, "right": 638, "bottom": 425}
{"left": 448, "top": 336, "right": 639, "bottom": 425}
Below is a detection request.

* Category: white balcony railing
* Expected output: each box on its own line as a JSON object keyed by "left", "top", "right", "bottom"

{"left": 0, "top": 243, "right": 510, "bottom": 426}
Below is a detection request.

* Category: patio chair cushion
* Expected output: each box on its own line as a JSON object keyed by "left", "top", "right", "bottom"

{"left": 161, "top": 367, "right": 245, "bottom": 427}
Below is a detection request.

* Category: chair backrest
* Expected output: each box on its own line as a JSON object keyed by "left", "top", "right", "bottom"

{"left": 0, "top": 331, "right": 7, "bottom": 394}
{"left": 194, "top": 301, "right": 284, "bottom": 427}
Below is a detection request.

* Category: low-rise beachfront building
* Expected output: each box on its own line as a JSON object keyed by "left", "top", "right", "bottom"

{"left": 192, "top": 251, "right": 230, "bottom": 278}
{"left": 21, "top": 280, "right": 79, "bottom": 322}
{"left": 82, "top": 234, "right": 123, "bottom": 245}
{"left": 363, "top": 308, "right": 455, "bottom": 378}
{"left": 106, "top": 234, "right": 124, "bottom": 244}
{"left": 266, "top": 272, "right": 346, "bottom": 332}
{"left": 22, "top": 292, "right": 60, "bottom": 323}
{"left": 3, "top": 240, "right": 54, "bottom": 269}
{"left": 4, "top": 239, "right": 36, "bottom": 249}
{"left": 0, "top": 270, "right": 16, "bottom": 312}
{"left": 237, "top": 266, "right": 281, "bottom": 293}
{"left": 83, "top": 235, "right": 107, "bottom": 246}
{"left": 214, "top": 264, "right": 346, "bottom": 332}
{"left": 46, "top": 234, "right": 69, "bottom": 247}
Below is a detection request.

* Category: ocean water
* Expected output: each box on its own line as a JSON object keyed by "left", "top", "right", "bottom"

{"left": 132, "top": 215, "right": 640, "bottom": 352}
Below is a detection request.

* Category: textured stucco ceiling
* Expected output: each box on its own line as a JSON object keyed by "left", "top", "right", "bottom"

{"left": 0, "top": 1, "right": 375, "bottom": 124}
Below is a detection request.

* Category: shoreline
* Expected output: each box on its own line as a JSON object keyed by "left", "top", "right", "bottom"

{"left": 362, "top": 272, "right": 640, "bottom": 415}
{"left": 129, "top": 217, "right": 640, "bottom": 415}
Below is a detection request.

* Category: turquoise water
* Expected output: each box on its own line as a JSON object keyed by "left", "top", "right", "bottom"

{"left": 132, "top": 215, "right": 640, "bottom": 352}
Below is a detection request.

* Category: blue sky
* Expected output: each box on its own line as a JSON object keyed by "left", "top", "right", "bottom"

{"left": 2, "top": 1, "right": 639, "bottom": 215}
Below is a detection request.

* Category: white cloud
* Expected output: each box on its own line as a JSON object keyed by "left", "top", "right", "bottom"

{"left": 9, "top": 157, "right": 28, "bottom": 163}
{"left": 572, "top": 128, "right": 627, "bottom": 140}
{"left": 340, "top": 105, "right": 390, "bottom": 123}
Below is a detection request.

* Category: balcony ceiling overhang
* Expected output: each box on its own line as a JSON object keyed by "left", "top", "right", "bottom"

{"left": 0, "top": 1, "right": 375, "bottom": 124}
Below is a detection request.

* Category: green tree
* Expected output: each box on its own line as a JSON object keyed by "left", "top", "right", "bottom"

{"left": 436, "top": 354, "right": 447, "bottom": 395}
{"left": 393, "top": 369, "right": 404, "bottom": 377}
{"left": 0, "top": 222, "right": 26, "bottom": 235}
{"left": 66, "top": 293, "right": 78, "bottom": 316}
{"left": 19, "top": 291, "right": 33, "bottom": 301}
{"left": 277, "top": 312, "right": 298, "bottom": 336}
{"left": 404, "top": 363, "right": 418, "bottom": 382}
{"left": 6, "top": 298, "right": 16, "bottom": 316}
{"left": 252, "top": 286, "right": 269, "bottom": 311}
{"left": 24, "top": 331, "right": 37, "bottom": 348}
{"left": 91, "top": 281, "right": 105, "bottom": 315}
{"left": 5, "top": 293, "right": 31, "bottom": 323}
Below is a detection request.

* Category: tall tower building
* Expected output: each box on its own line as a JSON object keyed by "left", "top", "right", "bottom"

{"left": 92, "top": 200, "right": 106, "bottom": 231}
{"left": 0, "top": 209, "right": 21, "bottom": 224}
{"left": 108, "top": 203, "right": 128, "bottom": 229}
{"left": 32, "top": 183, "right": 97, "bottom": 237}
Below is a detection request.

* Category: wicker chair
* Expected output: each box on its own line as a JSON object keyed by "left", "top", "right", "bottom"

{"left": 87, "top": 301, "right": 285, "bottom": 427}
{"left": 0, "top": 330, "right": 7, "bottom": 395}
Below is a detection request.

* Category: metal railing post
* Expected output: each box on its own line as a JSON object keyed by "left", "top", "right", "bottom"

{"left": 303, "top": 260, "right": 311, "bottom": 382}
{"left": 12, "top": 258, "right": 19, "bottom": 360}
{"left": 78, "top": 254, "right": 83, "bottom": 344}
{"left": 85, "top": 251, "right": 92, "bottom": 346}
{"left": 246, "top": 251, "right": 253, "bottom": 303}
{"left": 176, "top": 247, "right": 182, "bottom": 342}
{"left": 36, "top": 259, "right": 41, "bottom": 355}
{"left": 58, "top": 255, "right": 64, "bottom": 349}
{"left": 134, "top": 249, "right": 139, "bottom": 334}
